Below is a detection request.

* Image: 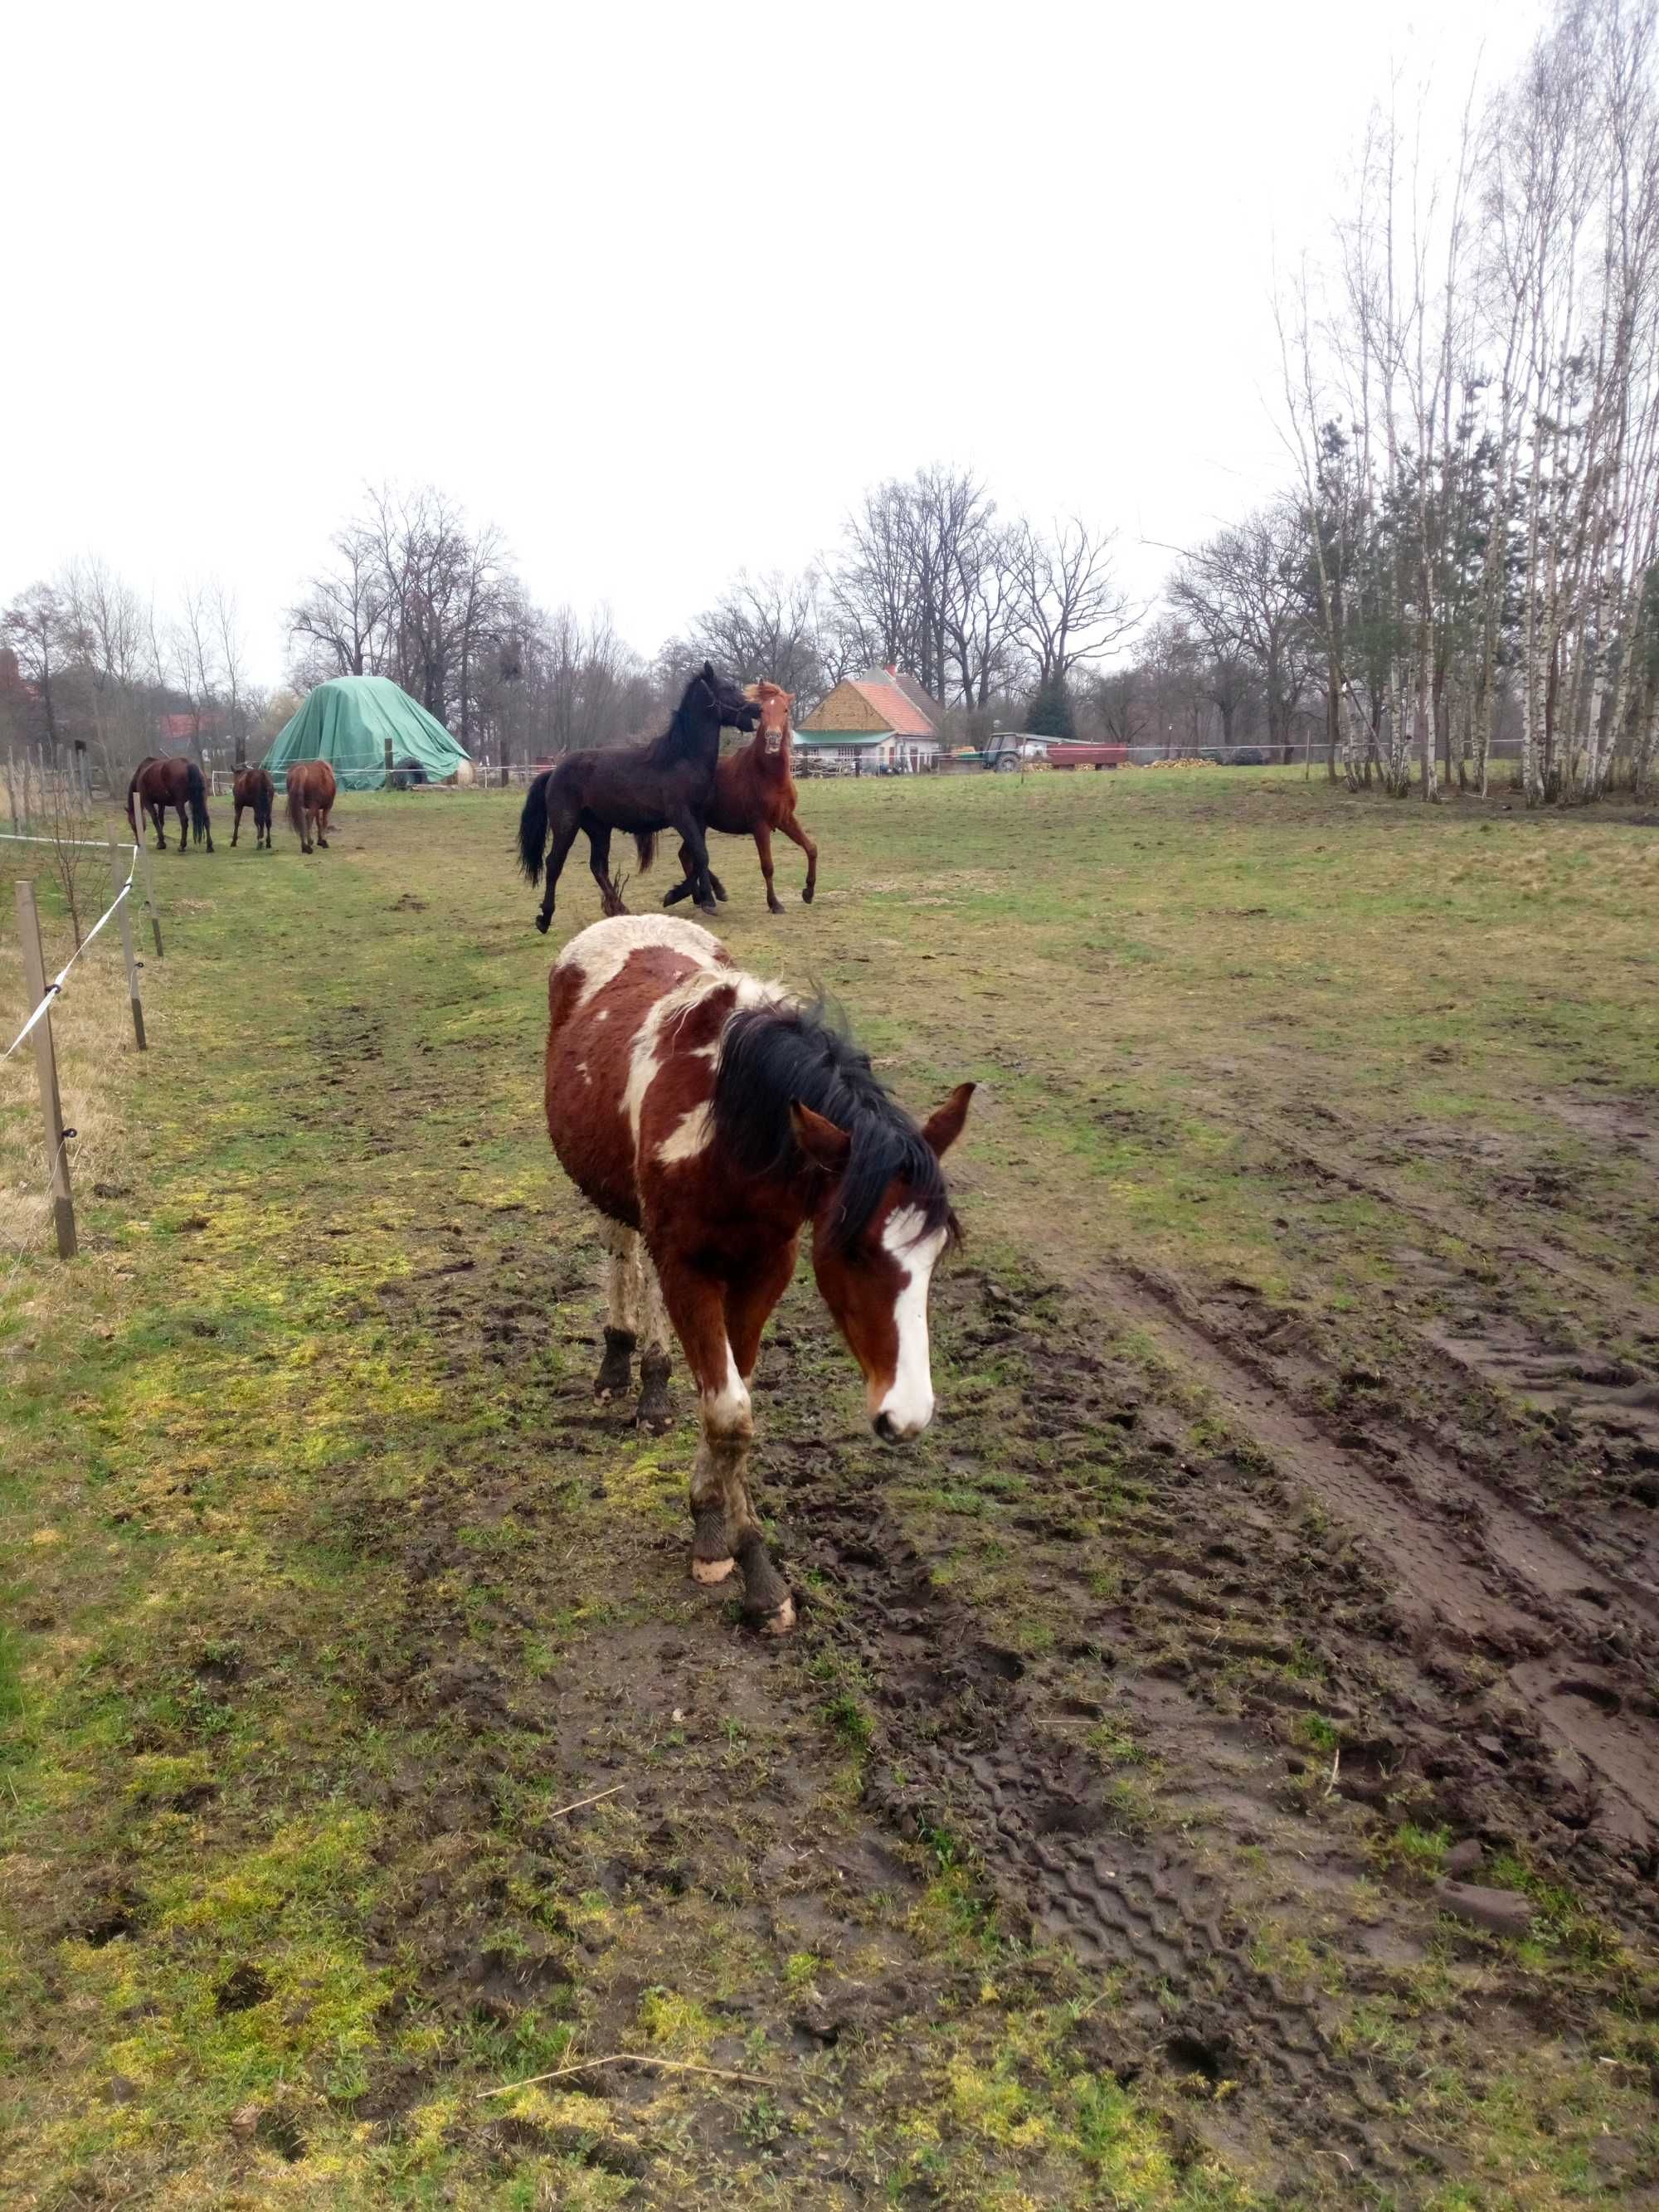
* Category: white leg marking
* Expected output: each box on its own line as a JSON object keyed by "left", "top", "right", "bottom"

{"left": 639, "top": 1252, "right": 671, "bottom": 1363}
{"left": 873, "top": 1212, "right": 947, "bottom": 1438}
{"left": 602, "top": 1218, "right": 641, "bottom": 1336}
{"left": 702, "top": 1344, "right": 752, "bottom": 1434}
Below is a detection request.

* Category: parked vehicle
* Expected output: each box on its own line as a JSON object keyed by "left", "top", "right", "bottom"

{"left": 1045, "top": 742, "right": 1129, "bottom": 771}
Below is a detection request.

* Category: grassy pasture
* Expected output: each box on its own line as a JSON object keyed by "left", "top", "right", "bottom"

{"left": 3, "top": 768, "right": 1658, "bottom": 2209}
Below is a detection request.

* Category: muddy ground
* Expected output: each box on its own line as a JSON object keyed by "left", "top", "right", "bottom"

{"left": 4, "top": 774, "right": 1659, "bottom": 2208}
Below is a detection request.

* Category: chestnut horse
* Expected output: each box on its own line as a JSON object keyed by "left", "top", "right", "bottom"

{"left": 517, "top": 663, "right": 761, "bottom": 931}
{"left": 664, "top": 681, "right": 819, "bottom": 914}
{"left": 127, "top": 756, "right": 213, "bottom": 853}
{"left": 286, "top": 759, "right": 337, "bottom": 853}
{"left": 231, "top": 766, "right": 275, "bottom": 848}
{"left": 543, "top": 913, "right": 972, "bottom": 1634}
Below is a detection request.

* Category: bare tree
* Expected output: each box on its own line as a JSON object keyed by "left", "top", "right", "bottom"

{"left": 689, "top": 567, "right": 832, "bottom": 707}
{"left": 1013, "top": 519, "right": 1137, "bottom": 687}
{"left": 286, "top": 524, "right": 389, "bottom": 680}
{"left": 2, "top": 584, "right": 67, "bottom": 751}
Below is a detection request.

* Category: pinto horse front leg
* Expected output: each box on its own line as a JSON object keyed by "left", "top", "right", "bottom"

{"left": 594, "top": 1219, "right": 639, "bottom": 1403}
{"left": 657, "top": 1254, "right": 793, "bottom": 1631}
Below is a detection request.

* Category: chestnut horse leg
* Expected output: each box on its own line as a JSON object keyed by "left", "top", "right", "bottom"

{"left": 594, "top": 1218, "right": 638, "bottom": 1403}
{"left": 655, "top": 1252, "right": 793, "bottom": 1629}
{"left": 174, "top": 801, "right": 189, "bottom": 853}
{"left": 315, "top": 805, "right": 329, "bottom": 850}
{"left": 777, "top": 810, "right": 818, "bottom": 903}
{"left": 752, "top": 821, "right": 783, "bottom": 915}
{"left": 148, "top": 798, "right": 166, "bottom": 851}
{"left": 231, "top": 800, "right": 244, "bottom": 847}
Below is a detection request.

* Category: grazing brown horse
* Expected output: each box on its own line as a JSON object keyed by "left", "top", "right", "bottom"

{"left": 543, "top": 913, "right": 972, "bottom": 1634}
{"left": 517, "top": 664, "right": 761, "bottom": 931}
{"left": 664, "top": 680, "right": 819, "bottom": 914}
{"left": 286, "top": 759, "right": 337, "bottom": 853}
{"left": 231, "top": 766, "right": 275, "bottom": 848}
{"left": 127, "top": 756, "right": 213, "bottom": 853}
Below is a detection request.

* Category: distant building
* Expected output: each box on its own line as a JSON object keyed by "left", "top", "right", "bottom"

{"left": 795, "top": 665, "right": 942, "bottom": 773}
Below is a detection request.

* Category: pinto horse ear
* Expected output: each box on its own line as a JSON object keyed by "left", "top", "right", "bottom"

{"left": 790, "top": 1101, "right": 852, "bottom": 1174}
{"left": 922, "top": 1082, "right": 975, "bottom": 1158}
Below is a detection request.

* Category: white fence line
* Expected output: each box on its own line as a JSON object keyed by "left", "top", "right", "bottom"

{"left": 2, "top": 848, "right": 139, "bottom": 1062}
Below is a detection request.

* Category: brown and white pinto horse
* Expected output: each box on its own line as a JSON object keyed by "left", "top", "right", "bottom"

{"left": 231, "top": 766, "right": 275, "bottom": 848}
{"left": 664, "top": 680, "right": 819, "bottom": 914}
{"left": 286, "top": 759, "right": 337, "bottom": 853}
{"left": 543, "top": 914, "right": 971, "bottom": 1635}
{"left": 127, "top": 756, "right": 213, "bottom": 853}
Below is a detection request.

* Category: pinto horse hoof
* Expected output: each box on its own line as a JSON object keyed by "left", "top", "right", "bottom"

{"left": 692, "top": 1555, "right": 735, "bottom": 1586}
{"left": 758, "top": 1594, "right": 796, "bottom": 1636}
{"left": 695, "top": 901, "right": 719, "bottom": 919}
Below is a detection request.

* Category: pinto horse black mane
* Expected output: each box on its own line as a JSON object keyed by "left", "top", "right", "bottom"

{"left": 712, "top": 1001, "right": 958, "bottom": 1252}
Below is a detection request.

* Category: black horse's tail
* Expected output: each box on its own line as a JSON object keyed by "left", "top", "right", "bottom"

{"left": 634, "top": 832, "right": 656, "bottom": 875}
{"left": 185, "top": 760, "right": 211, "bottom": 845}
{"left": 518, "top": 770, "right": 552, "bottom": 883}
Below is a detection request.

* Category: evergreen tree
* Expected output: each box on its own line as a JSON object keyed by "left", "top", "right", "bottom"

{"left": 1026, "top": 672, "right": 1075, "bottom": 737}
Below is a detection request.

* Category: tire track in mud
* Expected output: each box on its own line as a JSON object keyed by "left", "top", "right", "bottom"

{"left": 787, "top": 1495, "right": 1399, "bottom": 2166}
{"left": 1107, "top": 1257, "right": 1659, "bottom": 1863}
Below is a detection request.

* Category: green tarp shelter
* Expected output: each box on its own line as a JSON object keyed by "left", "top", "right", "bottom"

{"left": 264, "top": 675, "right": 470, "bottom": 791}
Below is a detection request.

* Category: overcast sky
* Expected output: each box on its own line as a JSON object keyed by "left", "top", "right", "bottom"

{"left": 4, "top": 0, "right": 1548, "bottom": 686}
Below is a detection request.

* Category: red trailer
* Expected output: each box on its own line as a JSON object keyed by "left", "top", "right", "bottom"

{"left": 1044, "top": 742, "right": 1129, "bottom": 770}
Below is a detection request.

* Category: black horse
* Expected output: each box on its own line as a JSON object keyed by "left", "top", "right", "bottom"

{"left": 517, "top": 663, "right": 760, "bottom": 932}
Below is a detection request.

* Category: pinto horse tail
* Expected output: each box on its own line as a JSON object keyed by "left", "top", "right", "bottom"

{"left": 517, "top": 769, "right": 552, "bottom": 884}
{"left": 185, "top": 761, "right": 211, "bottom": 845}
{"left": 633, "top": 831, "right": 656, "bottom": 875}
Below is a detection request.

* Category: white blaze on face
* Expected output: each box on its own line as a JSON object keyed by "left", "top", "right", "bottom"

{"left": 874, "top": 1208, "right": 947, "bottom": 1437}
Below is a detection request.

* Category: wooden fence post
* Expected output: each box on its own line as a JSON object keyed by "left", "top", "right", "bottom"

{"left": 135, "top": 833, "right": 163, "bottom": 957}
{"left": 15, "top": 880, "right": 77, "bottom": 1260}
{"left": 109, "top": 838, "right": 146, "bottom": 1051}
{"left": 384, "top": 736, "right": 394, "bottom": 784}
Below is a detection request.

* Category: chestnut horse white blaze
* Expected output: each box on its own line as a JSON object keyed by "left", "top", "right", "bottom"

{"left": 543, "top": 914, "right": 971, "bottom": 1634}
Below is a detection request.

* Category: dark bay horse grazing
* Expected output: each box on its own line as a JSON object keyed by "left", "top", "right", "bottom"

{"left": 286, "top": 760, "right": 337, "bottom": 853}
{"left": 664, "top": 680, "right": 819, "bottom": 914}
{"left": 127, "top": 756, "right": 213, "bottom": 853}
{"left": 543, "top": 913, "right": 972, "bottom": 1634}
{"left": 517, "top": 663, "right": 761, "bottom": 932}
{"left": 231, "top": 766, "right": 275, "bottom": 848}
